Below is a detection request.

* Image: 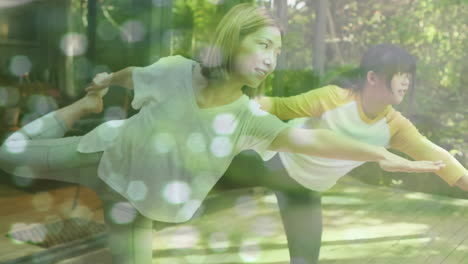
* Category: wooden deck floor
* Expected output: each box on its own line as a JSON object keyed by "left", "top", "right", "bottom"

{"left": 1, "top": 176, "right": 468, "bottom": 264}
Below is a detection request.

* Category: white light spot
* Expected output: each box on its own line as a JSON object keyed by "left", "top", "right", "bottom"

{"left": 168, "top": 226, "right": 200, "bottom": 249}
{"left": 248, "top": 100, "right": 269, "bottom": 116}
{"left": 212, "top": 113, "right": 238, "bottom": 135}
{"left": 208, "top": 232, "right": 230, "bottom": 252}
{"left": 163, "top": 181, "right": 191, "bottom": 204}
{"left": 107, "top": 120, "right": 125, "bottom": 128}
{"left": 60, "top": 33, "right": 88, "bottom": 56}
{"left": 177, "top": 199, "right": 203, "bottom": 220}
{"left": 110, "top": 202, "right": 137, "bottom": 224}
{"left": 32, "top": 192, "right": 53, "bottom": 212}
{"left": 154, "top": 133, "right": 176, "bottom": 154}
{"left": 252, "top": 216, "right": 278, "bottom": 237}
{"left": 5, "top": 132, "right": 28, "bottom": 153}
{"left": 126, "top": 181, "right": 148, "bottom": 201}
{"left": 10, "top": 55, "right": 32, "bottom": 76}
{"left": 23, "top": 118, "right": 44, "bottom": 136}
{"left": 120, "top": 20, "right": 147, "bottom": 43}
{"left": 239, "top": 240, "right": 262, "bottom": 262}
{"left": 104, "top": 106, "right": 127, "bottom": 121}
{"left": 69, "top": 205, "right": 93, "bottom": 221}
{"left": 235, "top": 195, "right": 257, "bottom": 218}
{"left": 12, "top": 170, "right": 34, "bottom": 187}
{"left": 186, "top": 132, "right": 206, "bottom": 153}
{"left": 210, "top": 136, "right": 233, "bottom": 157}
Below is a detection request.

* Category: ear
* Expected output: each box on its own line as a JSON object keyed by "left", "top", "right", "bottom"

{"left": 366, "top": 71, "right": 377, "bottom": 86}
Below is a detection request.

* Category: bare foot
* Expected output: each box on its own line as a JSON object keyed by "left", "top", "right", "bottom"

{"left": 81, "top": 93, "right": 103, "bottom": 114}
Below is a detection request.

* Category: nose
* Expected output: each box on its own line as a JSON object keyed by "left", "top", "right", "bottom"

{"left": 264, "top": 54, "right": 276, "bottom": 70}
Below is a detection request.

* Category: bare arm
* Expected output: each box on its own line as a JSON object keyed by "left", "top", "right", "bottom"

{"left": 269, "top": 127, "right": 444, "bottom": 172}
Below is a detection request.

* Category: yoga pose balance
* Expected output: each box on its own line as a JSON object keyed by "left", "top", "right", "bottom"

{"left": 0, "top": 5, "right": 444, "bottom": 264}
{"left": 219, "top": 43, "right": 467, "bottom": 263}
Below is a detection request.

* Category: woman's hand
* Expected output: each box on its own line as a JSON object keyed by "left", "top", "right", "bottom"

{"left": 378, "top": 153, "right": 445, "bottom": 173}
{"left": 85, "top": 72, "right": 112, "bottom": 96}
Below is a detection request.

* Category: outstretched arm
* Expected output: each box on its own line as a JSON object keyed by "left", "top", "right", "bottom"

{"left": 394, "top": 136, "right": 468, "bottom": 190}
{"left": 390, "top": 113, "right": 468, "bottom": 189}
{"left": 268, "top": 127, "right": 444, "bottom": 172}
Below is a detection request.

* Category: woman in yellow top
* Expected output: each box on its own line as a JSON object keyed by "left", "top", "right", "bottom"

{"left": 220, "top": 43, "right": 467, "bottom": 264}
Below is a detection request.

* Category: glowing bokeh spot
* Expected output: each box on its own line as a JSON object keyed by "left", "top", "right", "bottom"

{"left": 32, "top": 192, "right": 53, "bottom": 212}
{"left": 70, "top": 205, "right": 93, "bottom": 221}
{"left": 106, "top": 120, "right": 125, "bottom": 128}
{"left": 177, "top": 199, "right": 203, "bottom": 220}
{"left": 168, "top": 226, "right": 200, "bottom": 249}
{"left": 239, "top": 240, "right": 262, "bottom": 262}
{"left": 5, "top": 132, "right": 28, "bottom": 153}
{"left": 248, "top": 100, "right": 269, "bottom": 116}
{"left": 120, "top": 20, "right": 147, "bottom": 43}
{"left": 252, "top": 216, "right": 278, "bottom": 237}
{"left": 12, "top": 169, "right": 34, "bottom": 187}
{"left": 208, "top": 232, "right": 230, "bottom": 252}
{"left": 210, "top": 136, "right": 233, "bottom": 157}
{"left": 110, "top": 202, "right": 137, "bottom": 224}
{"left": 10, "top": 55, "right": 32, "bottom": 76}
{"left": 162, "top": 181, "right": 191, "bottom": 204}
{"left": 154, "top": 133, "right": 176, "bottom": 153}
{"left": 126, "top": 181, "right": 148, "bottom": 201}
{"left": 60, "top": 33, "right": 88, "bottom": 56}
{"left": 97, "top": 20, "right": 118, "bottom": 41}
{"left": 212, "top": 113, "right": 238, "bottom": 135}
{"left": 235, "top": 195, "right": 257, "bottom": 218}
{"left": 104, "top": 106, "right": 127, "bottom": 121}
{"left": 186, "top": 132, "right": 206, "bottom": 153}
{"left": 21, "top": 118, "right": 44, "bottom": 137}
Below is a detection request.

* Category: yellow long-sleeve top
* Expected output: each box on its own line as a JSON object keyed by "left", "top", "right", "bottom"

{"left": 263, "top": 85, "right": 467, "bottom": 191}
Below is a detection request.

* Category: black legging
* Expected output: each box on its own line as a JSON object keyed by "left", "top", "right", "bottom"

{"left": 216, "top": 150, "right": 322, "bottom": 264}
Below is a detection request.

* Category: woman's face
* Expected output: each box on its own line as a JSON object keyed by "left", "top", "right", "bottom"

{"left": 372, "top": 72, "right": 411, "bottom": 105}
{"left": 232, "top": 26, "right": 282, "bottom": 88}
{"left": 388, "top": 72, "right": 411, "bottom": 104}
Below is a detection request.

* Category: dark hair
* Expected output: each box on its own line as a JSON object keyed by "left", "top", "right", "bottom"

{"left": 332, "top": 43, "right": 417, "bottom": 92}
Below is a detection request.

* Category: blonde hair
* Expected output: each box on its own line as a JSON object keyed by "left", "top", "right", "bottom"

{"left": 200, "top": 3, "right": 282, "bottom": 97}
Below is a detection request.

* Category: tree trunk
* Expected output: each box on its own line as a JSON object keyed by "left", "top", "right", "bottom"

{"left": 313, "top": 0, "right": 328, "bottom": 77}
